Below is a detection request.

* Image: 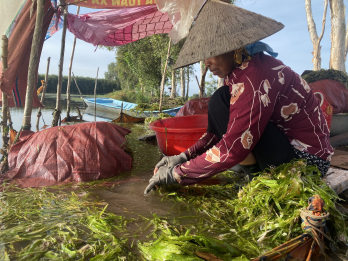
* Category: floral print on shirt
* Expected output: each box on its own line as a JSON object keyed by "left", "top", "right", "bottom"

{"left": 175, "top": 53, "right": 333, "bottom": 186}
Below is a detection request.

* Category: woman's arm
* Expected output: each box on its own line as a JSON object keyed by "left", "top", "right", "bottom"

{"left": 184, "top": 132, "right": 220, "bottom": 160}
{"left": 174, "top": 68, "right": 279, "bottom": 186}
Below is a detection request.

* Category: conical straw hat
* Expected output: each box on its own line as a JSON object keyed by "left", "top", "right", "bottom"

{"left": 173, "top": 0, "right": 284, "bottom": 69}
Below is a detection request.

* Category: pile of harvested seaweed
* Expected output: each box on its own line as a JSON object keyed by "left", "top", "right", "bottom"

{"left": 139, "top": 161, "right": 347, "bottom": 260}
{"left": 0, "top": 185, "right": 137, "bottom": 260}
{"left": 302, "top": 69, "right": 348, "bottom": 89}
{"left": 145, "top": 113, "right": 174, "bottom": 124}
{"left": 0, "top": 161, "right": 346, "bottom": 260}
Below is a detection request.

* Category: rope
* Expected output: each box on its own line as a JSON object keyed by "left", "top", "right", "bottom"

{"left": 300, "top": 208, "right": 333, "bottom": 254}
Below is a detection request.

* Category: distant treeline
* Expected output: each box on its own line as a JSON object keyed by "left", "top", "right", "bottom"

{"left": 37, "top": 74, "right": 121, "bottom": 95}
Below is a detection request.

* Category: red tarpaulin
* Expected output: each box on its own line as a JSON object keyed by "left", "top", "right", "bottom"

{"left": 66, "top": 6, "right": 172, "bottom": 46}
{"left": 0, "top": 0, "right": 53, "bottom": 107}
{"left": 1, "top": 122, "right": 133, "bottom": 188}
{"left": 176, "top": 97, "right": 210, "bottom": 117}
{"left": 309, "top": 79, "right": 348, "bottom": 114}
{"left": 66, "top": 0, "right": 156, "bottom": 9}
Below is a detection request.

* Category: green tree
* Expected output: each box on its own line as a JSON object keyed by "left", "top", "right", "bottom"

{"left": 104, "top": 34, "right": 186, "bottom": 97}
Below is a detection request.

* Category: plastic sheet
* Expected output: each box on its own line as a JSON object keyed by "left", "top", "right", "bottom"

{"left": 2, "top": 122, "right": 133, "bottom": 188}
{"left": 309, "top": 79, "right": 348, "bottom": 114}
{"left": 175, "top": 97, "right": 210, "bottom": 117}
{"left": 156, "top": 0, "right": 206, "bottom": 43}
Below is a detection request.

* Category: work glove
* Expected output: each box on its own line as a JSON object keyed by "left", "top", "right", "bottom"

{"left": 154, "top": 152, "right": 187, "bottom": 174}
{"left": 144, "top": 166, "right": 178, "bottom": 195}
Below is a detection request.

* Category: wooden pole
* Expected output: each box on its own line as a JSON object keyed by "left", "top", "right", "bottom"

{"left": 2, "top": 35, "right": 9, "bottom": 151}
{"left": 66, "top": 6, "right": 80, "bottom": 120}
{"left": 94, "top": 67, "right": 99, "bottom": 122}
{"left": 52, "top": 2, "right": 67, "bottom": 127}
{"left": 22, "top": 0, "right": 45, "bottom": 130}
{"left": 159, "top": 40, "right": 171, "bottom": 112}
{"left": 72, "top": 72, "right": 87, "bottom": 106}
{"left": 36, "top": 57, "right": 50, "bottom": 129}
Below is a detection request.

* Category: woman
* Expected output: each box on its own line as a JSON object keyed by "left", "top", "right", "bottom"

{"left": 144, "top": 0, "right": 333, "bottom": 195}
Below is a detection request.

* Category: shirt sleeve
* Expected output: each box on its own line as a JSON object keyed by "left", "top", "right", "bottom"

{"left": 174, "top": 67, "right": 279, "bottom": 186}
{"left": 184, "top": 132, "right": 220, "bottom": 160}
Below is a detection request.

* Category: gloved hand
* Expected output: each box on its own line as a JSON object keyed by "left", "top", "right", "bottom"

{"left": 154, "top": 152, "right": 187, "bottom": 174}
{"left": 144, "top": 166, "right": 178, "bottom": 195}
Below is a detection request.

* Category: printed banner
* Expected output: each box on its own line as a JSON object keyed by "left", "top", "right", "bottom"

{"left": 66, "top": 0, "right": 157, "bottom": 9}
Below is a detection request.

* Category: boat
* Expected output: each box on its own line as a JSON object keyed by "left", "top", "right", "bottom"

{"left": 83, "top": 98, "right": 183, "bottom": 120}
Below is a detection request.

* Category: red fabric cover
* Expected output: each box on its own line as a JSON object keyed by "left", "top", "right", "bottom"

{"left": 2, "top": 122, "right": 132, "bottom": 187}
{"left": 176, "top": 98, "right": 210, "bottom": 117}
{"left": 66, "top": 6, "right": 172, "bottom": 47}
{"left": 309, "top": 79, "right": 348, "bottom": 114}
{"left": 0, "top": 0, "right": 53, "bottom": 107}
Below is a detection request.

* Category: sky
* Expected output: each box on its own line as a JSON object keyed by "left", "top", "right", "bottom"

{"left": 38, "top": 0, "right": 348, "bottom": 96}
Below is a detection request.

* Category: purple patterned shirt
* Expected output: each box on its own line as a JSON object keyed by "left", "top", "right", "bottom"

{"left": 174, "top": 53, "right": 333, "bottom": 186}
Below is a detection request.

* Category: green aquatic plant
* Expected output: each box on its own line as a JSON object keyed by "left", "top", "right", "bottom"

{"left": 0, "top": 184, "right": 136, "bottom": 260}
{"left": 152, "top": 161, "right": 347, "bottom": 259}
{"left": 145, "top": 113, "right": 174, "bottom": 124}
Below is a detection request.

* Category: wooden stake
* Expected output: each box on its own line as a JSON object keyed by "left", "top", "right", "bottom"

{"left": 66, "top": 6, "right": 80, "bottom": 120}
{"left": 22, "top": 0, "right": 45, "bottom": 130}
{"left": 36, "top": 57, "right": 50, "bottom": 129}
{"left": 159, "top": 40, "right": 171, "bottom": 112}
{"left": 2, "top": 35, "right": 9, "bottom": 151}
{"left": 52, "top": 2, "right": 67, "bottom": 127}
{"left": 94, "top": 67, "right": 99, "bottom": 122}
{"left": 72, "top": 72, "right": 87, "bottom": 106}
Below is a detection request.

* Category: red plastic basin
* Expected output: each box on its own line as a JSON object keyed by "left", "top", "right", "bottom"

{"left": 149, "top": 115, "right": 208, "bottom": 156}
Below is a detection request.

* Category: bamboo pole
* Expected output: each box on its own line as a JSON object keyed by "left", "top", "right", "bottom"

{"left": 22, "top": 0, "right": 45, "bottom": 130}
{"left": 94, "top": 67, "right": 99, "bottom": 122}
{"left": 72, "top": 72, "right": 87, "bottom": 106}
{"left": 2, "top": 36, "right": 9, "bottom": 151}
{"left": 66, "top": 6, "right": 80, "bottom": 120}
{"left": 52, "top": 2, "right": 67, "bottom": 127}
{"left": 159, "top": 40, "right": 171, "bottom": 112}
{"left": 36, "top": 57, "right": 50, "bottom": 129}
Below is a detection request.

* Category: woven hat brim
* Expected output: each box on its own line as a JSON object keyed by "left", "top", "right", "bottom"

{"left": 173, "top": 0, "right": 284, "bottom": 70}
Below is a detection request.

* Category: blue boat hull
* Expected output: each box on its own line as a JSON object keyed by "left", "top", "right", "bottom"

{"left": 83, "top": 98, "right": 182, "bottom": 120}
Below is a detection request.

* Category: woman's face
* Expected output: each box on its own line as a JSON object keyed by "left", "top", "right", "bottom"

{"left": 204, "top": 51, "right": 235, "bottom": 78}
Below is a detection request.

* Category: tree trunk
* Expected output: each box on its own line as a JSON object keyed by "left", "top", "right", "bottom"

{"left": 66, "top": 6, "right": 80, "bottom": 120}
{"left": 199, "top": 67, "right": 208, "bottom": 98}
{"left": 186, "top": 66, "right": 189, "bottom": 99}
{"left": 159, "top": 40, "right": 171, "bottom": 112}
{"left": 305, "top": 0, "right": 328, "bottom": 70}
{"left": 52, "top": 3, "right": 67, "bottom": 127}
{"left": 22, "top": 0, "right": 45, "bottom": 130}
{"left": 170, "top": 68, "right": 176, "bottom": 98}
{"left": 180, "top": 68, "right": 185, "bottom": 98}
{"left": 36, "top": 57, "right": 50, "bottom": 129}
{"left": 329, "top": 0, "right": 346, "bottom": 71}
{"left": 2, "top": 35, "right": 9, "bottom": 151}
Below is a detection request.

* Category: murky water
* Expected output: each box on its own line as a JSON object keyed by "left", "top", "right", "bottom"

{"left": 1, "top": 96, "right": 185, "bottom": 219}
